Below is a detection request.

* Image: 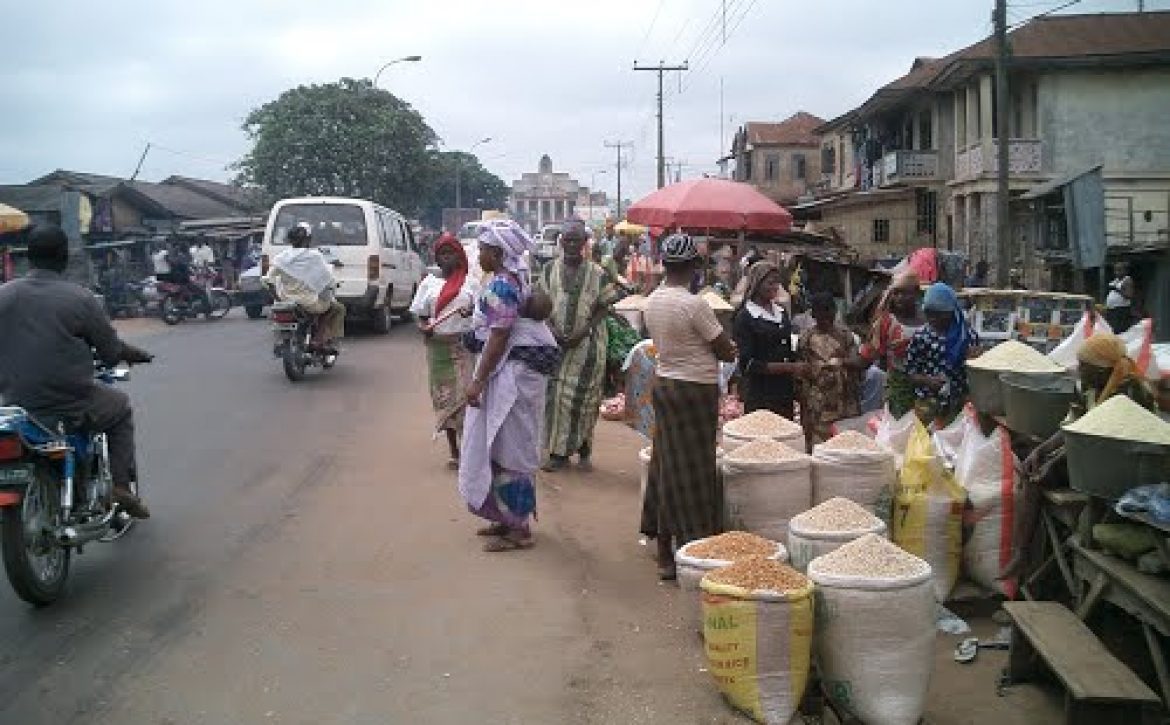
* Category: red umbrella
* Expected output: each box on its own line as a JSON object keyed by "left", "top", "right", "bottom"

{"left": 625, "top": 178, "right": 793, "bottom": 233}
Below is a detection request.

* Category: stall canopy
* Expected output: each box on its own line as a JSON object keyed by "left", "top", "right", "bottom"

{"left": 0, "top": 203, "right": 30, "bottom": 234}
{"left": 626, "top": 178, "right": 793, "bottom": 233}
{"left": 613, "top": 220, "right": 646, "bottom": 235}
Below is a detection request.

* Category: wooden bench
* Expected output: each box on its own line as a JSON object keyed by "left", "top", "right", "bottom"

{"left": 1003, "top": 601, "right": 1163, "bottom": 724}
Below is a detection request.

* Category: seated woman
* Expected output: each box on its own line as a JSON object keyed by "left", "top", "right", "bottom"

{"left": 1005, "top": 333, "right": 1158, "bottom": 577}
{"left": 904, "top": 282, "right": 979, "bottom": 426}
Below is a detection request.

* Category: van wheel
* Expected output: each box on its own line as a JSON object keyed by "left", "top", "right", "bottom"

{"left": 370, "top": 304, "right": 392, "bottom": 334}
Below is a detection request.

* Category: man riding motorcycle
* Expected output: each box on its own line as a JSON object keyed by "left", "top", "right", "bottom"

{"left": 0, "top": 225, "right": 152, "bottom": 519}
{"left": 265, "top": 223, "right": 345, "bottom": 351}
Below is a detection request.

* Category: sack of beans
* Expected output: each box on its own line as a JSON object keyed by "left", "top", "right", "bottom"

{"left": 955, "top": 424, "right": 1020, "bottom": 598}
{"left": 721, "top": 410, "right": 805, "bottom": 452}
{"left": 701, "top": 558, "right": 814, "bottom": 725}
{"left": 722, "top": 440, "right": 813, "bottom": 542}
{"left": 676, "top": 532, "right": 788, "bottom": 633}
{"left": 807, "top": 534, "right": 934, "bottom": 725}
{"left": 811, "top": 430, "right": 897, "bottom": 511}
{"left": 892, "top": 422, "right": 964, "bottom": 602}
{"left": 787, "top": 497, "right": 887, "bottom": 572}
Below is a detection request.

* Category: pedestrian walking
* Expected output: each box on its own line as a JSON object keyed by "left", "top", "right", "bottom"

{"left": 640, "top": 233, "right": 738, "bottom": 580}
{"left": 537, "top": 219, "right": 623, "bottom": 472}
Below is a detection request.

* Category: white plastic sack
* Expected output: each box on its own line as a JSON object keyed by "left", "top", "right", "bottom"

{"left": 874, "top": 406, "right": 918, "bottom": 467}
{"left": 723, "top": 455, "right": 813, "bottom": 543}
{"left": 932, "top": 404, "right": 976, "bottom": 468}
{"left": 676, "top": 537, "right": 788, "bottom": 633}
{"left": 955, "top": 424, "right": 1020, "bottom": 598}
{"left": 807, "top": 559, "right": 935, "bottom": 725}
{"left": 828, "top": 412, "right": 880, "bottom": 438}
{"left": 787, "top": 517, "right": 887, "bottom": 573}
{"left": 809, "top": 442, "right": 896, "bottom": 511}
{"left": 722, "top": 427, "right": 805, "bottom": 453}
{"left": 1048, "top": 312, "right": 1110, "bottom": 370}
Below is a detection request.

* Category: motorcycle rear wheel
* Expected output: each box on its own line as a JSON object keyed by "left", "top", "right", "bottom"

{"left": 205, "top": 291, "right": 232, "bottom": 320}
{"left": 2, "top": 469, "right": 71, "bottom": 606}
{"left": 282, "top": 340, "right": 307, "bottom": 382}
{"left": 161, "top": 295, "right": 183, "bottom": 325}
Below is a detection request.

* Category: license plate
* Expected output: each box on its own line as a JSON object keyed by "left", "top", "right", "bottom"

{"left": 0, "top": 465, "right": 34, "bottom": 485}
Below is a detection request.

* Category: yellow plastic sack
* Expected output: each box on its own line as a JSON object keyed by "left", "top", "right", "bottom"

{"left": 701, "top": 577, "right": 814, "bottom": 725}
{"left": 893, "top": 421, "right": 964, "bottom": 601}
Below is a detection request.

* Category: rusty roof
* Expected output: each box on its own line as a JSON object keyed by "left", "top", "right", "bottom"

{"left": 745, "top": 112, "right": 826, "bottom": 147}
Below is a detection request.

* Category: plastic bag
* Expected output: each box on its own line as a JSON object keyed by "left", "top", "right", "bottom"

{"left": 874, "top": 406, "right": 918, "bottom": 467}
{"left": 955, "top": 424, "right": 1020, "bottom": 598}
{"left": 1048, "top": 312, "right": 1110, "bottom": 370}
{"left": 701, "top": 576, "right": 814, "bottom": 725}
{"left": 892, "top": 421, "right": 964, "bottom": 602}
{"left": 932, "top": 404, "right": 976, "bottom": 467}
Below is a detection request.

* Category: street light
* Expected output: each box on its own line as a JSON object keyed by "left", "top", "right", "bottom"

{"left": 372, "top": 55, "right": 422, "bottom": 87}
{"left": 454, "top": 137, "right": 492, "bottom": 218}
{"left": 589, "top": 169, "right": 608, "bottom": 223}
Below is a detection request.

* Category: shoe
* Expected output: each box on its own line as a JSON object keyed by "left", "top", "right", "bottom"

{"left": 113, "top": 488, "right": 151, "bottom": 520}
{"left": 541, "top": 456, "right": 568, "bottom": 472}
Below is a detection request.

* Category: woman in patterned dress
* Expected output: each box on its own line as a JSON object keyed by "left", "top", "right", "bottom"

{"left": 855, "top": 271, "right": 926, "bottom": 416}
{"left": 904, "top": 282, "right": 979, "bottom": 425}
{"left": 797, "top": 292, "right": 862, "bottom": 447}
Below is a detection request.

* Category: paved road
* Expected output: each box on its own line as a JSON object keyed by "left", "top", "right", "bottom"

{"left": 0, "top": 313, "right": 733, "bottom": 725}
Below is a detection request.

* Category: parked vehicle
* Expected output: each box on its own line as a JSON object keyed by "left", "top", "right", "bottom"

{"left": 270, "top": 301, "right": 338, "bottom": 381}
{"left": 533, "top": 223, "right": 562, "bottom": 268}
{"left": 237, "top": 265, "right": 273, "bottom": 320}
{"left": 0, "top": 365, "right": 142, "bottom": 605}
{"left": 262, "top": 197, "right": 424, "bottom": 334}
{"left": 158, "top": 267, "right": 232, "bottom": 325}
{"left": 96, "top": 270, "right": 148, "bottom": 319}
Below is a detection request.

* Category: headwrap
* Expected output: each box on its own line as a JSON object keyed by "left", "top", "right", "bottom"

{"left": 1077, "top": 333, "right": 1141, "bottom": 402}
{"left": 661, "top": 233, "right": 698, "bottom": 262}
{"left": 738, "top": 260, "right": 779, "bottom": 312}
{"left": 877, "top": 270, "right": 921, "bottom": 313}
{"left": 432, "top": 232, "right": 467, "bottom": 318}
{"left": 477, "top": 219, "right": 533, "bottom": 279}
{"left": 560, "top": 218, "right": 588, "bottom": 240}
{"left": 922, "top": 282, "right": 971, "bottom": 368}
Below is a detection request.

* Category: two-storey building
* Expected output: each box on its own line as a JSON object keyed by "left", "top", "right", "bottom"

{"left": 729, "top": 112, "right": 825, "bottom": 206}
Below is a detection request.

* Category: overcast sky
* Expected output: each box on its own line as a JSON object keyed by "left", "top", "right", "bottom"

{"left": 1, "top": 0, "right": 1163, "bottom": 205}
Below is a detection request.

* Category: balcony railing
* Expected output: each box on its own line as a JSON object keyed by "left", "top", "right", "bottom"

{"left": 955, "top": 139, "right": 1043, "bottom": 181}
{"left": 878, "top": 150, "right": 940, "bottom": 187}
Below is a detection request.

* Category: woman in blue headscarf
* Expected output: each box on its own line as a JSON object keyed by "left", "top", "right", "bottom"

{"left": 904, "top": 282, "right": 979, "bottom": 424}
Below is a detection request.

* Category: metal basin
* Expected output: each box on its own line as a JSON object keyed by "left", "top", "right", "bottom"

{"left": 1064, "top": 429, "right": 1170, "bottom": 500}
{"left": 1002, "top": 372, "right": 1075, "bottom": 438}
{"left": 968, "top": 366, "right": 1007, "bottom": 416}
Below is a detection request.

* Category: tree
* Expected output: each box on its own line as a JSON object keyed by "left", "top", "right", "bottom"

{"left": 235, "top": 78, "right": 439, "bottom": 214}
{"left": 418, "top": 151, "right": 510, "bottom": 229}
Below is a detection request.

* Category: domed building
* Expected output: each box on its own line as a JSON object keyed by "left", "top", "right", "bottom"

{"left": 510, "top": 155, "right": 605, "bottom": 233}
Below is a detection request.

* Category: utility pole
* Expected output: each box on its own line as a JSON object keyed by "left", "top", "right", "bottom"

{"left": 993, "top": 0, "right": 1012, "bottom": 287}
{"left": 604, "top": 140, "right": 632, "bottom": 218}
{"left": 130, "top": 143, "right": 151, "bottom": 181}
{"left": 634, "top": 61, "right": 688, "bottom": 188}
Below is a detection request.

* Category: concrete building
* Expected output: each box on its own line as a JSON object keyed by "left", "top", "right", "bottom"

{"left": 729, "top": 112, "right": 825, "bottom": 205}
{"left": 510, "top": 155, "right": 596, "bottom": 234}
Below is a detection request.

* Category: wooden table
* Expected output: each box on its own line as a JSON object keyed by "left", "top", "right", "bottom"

{"left": 1070, "top": 539, "right": 1170, "bottom": 708}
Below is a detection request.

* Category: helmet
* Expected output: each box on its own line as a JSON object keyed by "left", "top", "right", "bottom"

{"left": 286, "top": 222, "right": 312, "bottom": 245}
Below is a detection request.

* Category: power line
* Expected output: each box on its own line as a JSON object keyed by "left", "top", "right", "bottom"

{"left": 634, "top": 61, "right": 689, "bottom": 188}
{"left": 634, "top": 0, "right": 668, "bottom": 63}
{"left": 1007, "top": 0, "right": 1082, "bottom": 29}
{"left": 681, "top": 0, "right": 761, "bottom": 92}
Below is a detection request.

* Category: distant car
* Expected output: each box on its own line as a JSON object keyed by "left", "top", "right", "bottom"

{"left": 533, "top": 223, "right": 562, "bottom": 266}
{"left": 238, "top": 265, "right": 273, "bottom": 319}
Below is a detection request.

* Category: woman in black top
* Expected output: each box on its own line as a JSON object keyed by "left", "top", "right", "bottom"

{"left": 732, "top": 261, "right": 808, "bottom": 418}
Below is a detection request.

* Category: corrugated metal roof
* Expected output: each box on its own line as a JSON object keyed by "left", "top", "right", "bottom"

{"left": 0, "top": 185, "right": 67, "bottom": 213}
{"left": 745, "top": 112, "right": 826, "bottom": 147}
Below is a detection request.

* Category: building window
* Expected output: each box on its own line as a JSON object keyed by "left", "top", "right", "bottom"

{"left": 916, "top": 189, "right": 937, "bottom": 236}
{"left": 793, "top": 154, "right": 807, "bottom": 180}
{"left": 765, "top": 154, "right": 779, "bottom": 182}
{"left": 873, "top": 218, "right": 890, "bottom": 243}
{"left": 742, "top": 153, "right": 753, "bottom": 181}
{"left": 554, "top": 199, "right": 565, "bottom": 220}
{"left": 821, "top": 146, "right": 836, "bottom": 175}
{"left": 919, "top": 111, "right": 933, "bottom": 150}
{"left": 541, "top": 200, "right": 552, "bottom": 221}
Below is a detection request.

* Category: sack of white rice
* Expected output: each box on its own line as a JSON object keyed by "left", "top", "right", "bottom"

{"left": 807, "top": 535, "right": 934, "bottom": 725}
{"left": 787, "top": 497, "right": 887, "bottom": 572}
{"left": 722, "top": 409, "right": 805, "bottom": 451}
{"left": 954, "top": 425, "right": 1020, "bottom": 598}
{"left": 968, "top": 339, "right": 1063, "bottom": 373}
{"left": 723, "top": 440, "right": 813, "bottom": 542}
{"left": 676, "top": 532, "right": 788, "bottom": 633}
{"left": 701, "top": 558, "right": 813, "bottom": 725}
{"left": 811, "top": 430, "right": 897, "bottom": 511}
{"left": 892, "top": 422, "right": 964, "bottom": 602}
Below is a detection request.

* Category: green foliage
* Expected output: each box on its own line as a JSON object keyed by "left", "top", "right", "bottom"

{"left": 236, "top": 78, "right": 509, "bottom": 226}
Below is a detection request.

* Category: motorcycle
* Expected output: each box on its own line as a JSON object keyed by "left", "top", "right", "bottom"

{"left": 0, "top": 366, "right": 142, "bottom": 605}
{"left": 159, "top": 267, "right": 232, "bottom": 325}
{"left": 270, "top": 301, "right": 338, "bottom": 382}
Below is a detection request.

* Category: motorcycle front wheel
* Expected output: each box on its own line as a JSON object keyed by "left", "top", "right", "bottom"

{"left": 282, "top": 339, "right": 306, "bottom": 382}
{"left": 205, "top": 291, "right": 232, "bottom": 320}
{"left": 2, "top": 469, "right": 71, "bottom": 606}
{"left": 161, "top": 295, "right": 184, "bottom": 325}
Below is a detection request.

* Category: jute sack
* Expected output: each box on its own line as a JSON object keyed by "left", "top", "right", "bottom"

{"left": 810, "top": 442, "right": 896, "bottom": 510}
{"left": 676, "top": 537, "right": 788, "bottom": 633}
{"left": 807, "top": 553, "right": 934, "bottom": 725}
{"left": 701, "top": 575, "right": 814, "bottom": 725}
{"left": 722, "top": 426, "right": 805, "bottom": 453}
{"left": 787, "top": 515, "right": 887, "bottom": 573}
{"left": 723, "top": 453, "right": 812, "bottom": 543}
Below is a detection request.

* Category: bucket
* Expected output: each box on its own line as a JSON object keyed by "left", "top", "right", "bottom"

{"left": 1064, "top": 429, "right": 1170, "bottom": 500}
{"left": 1002, "top": 372, "right": 1075, "bottom": 438}
{"left": 968, "top": 366, "right": 1006, "bottom": 415}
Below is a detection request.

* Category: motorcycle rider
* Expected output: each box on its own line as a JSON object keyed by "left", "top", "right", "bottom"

{"left": 265, "top": 223, "right": 345, "bottom": 351}
{"left": 0, "top": 225, "right": 152, "bottom": 518}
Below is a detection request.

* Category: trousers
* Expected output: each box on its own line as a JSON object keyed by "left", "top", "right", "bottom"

{"left": 81, "top": 385, "right": 137, "bottom": 488}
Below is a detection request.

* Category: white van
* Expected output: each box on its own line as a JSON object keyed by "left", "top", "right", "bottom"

{"left": 262, "top": 197, "right": 424, "bottom": 333}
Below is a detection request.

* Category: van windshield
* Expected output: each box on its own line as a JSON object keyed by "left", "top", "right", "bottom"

{"left": 272, "top": 203, "right": 369, "bottom": 246}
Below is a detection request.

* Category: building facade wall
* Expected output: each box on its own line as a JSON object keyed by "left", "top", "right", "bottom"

{"left": 817, "top": 195, "right": 923, "bottom": 261}
{"left": 747, "top": 145, "right": 821, "bottom": 203}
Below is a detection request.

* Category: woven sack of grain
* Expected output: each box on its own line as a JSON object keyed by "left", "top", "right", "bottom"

{"left": 931, "top": 403, "right": 976, "bottom": 467}
{"left": 954, "top": 424, "right": 1020, "bottom": 598}
{"left": 721, "top": 410, "right": 805, "bottom": 452}
{"left": 810, "top": 431, "right": 897, "bottom": 510}
{"left": 723, "top": 441, "right": 813, "bottom": 542}
{"left": 892, "top": 421, "right": 964, "bottom": 602}
{"left": 807, "top": 535, "right": 934, "bottom": 725}
{"left": 787, "top": 497, "right": 887, "bottom": 572}
{"left": 676, "top": 533, "right": 788, "bottom": 633}
{"left": 700, "top": 560, "right": 814, "bottom": 725}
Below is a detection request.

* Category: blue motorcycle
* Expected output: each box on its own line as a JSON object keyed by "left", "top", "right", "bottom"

{"left": 0, "top": 367, "right": 139, "bottom": 605}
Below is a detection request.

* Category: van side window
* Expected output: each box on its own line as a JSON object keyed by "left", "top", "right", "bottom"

{"left": 399, "top": 221, "right": 415, "bottom": 252}
{"left": 378, "top": 213, "right": 399, "bottom": 249}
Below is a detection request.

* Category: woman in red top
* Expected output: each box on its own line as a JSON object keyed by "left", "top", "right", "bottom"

{"left": 854, "top": 271, "right": 926, "bottom": 417}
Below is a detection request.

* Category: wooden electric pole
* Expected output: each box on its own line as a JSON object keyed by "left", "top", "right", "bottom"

{"left": 994, "top": 0, "right": 1012, "bottom": 287}
{"left": 604, "top": 140, "right": 631, "bottom": 218}
{"left": 634, "top": 61, "right": 688, "bottom": 188}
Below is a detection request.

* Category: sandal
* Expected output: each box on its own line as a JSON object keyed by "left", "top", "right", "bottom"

{"left": 475, "top": 523, "right": 510, "bottom": 537}
{"left": 113, "top": 489, "right": 151, "bottom": 520}
{"left": 483, "top": 535, "right": 534, "bottom": 552}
